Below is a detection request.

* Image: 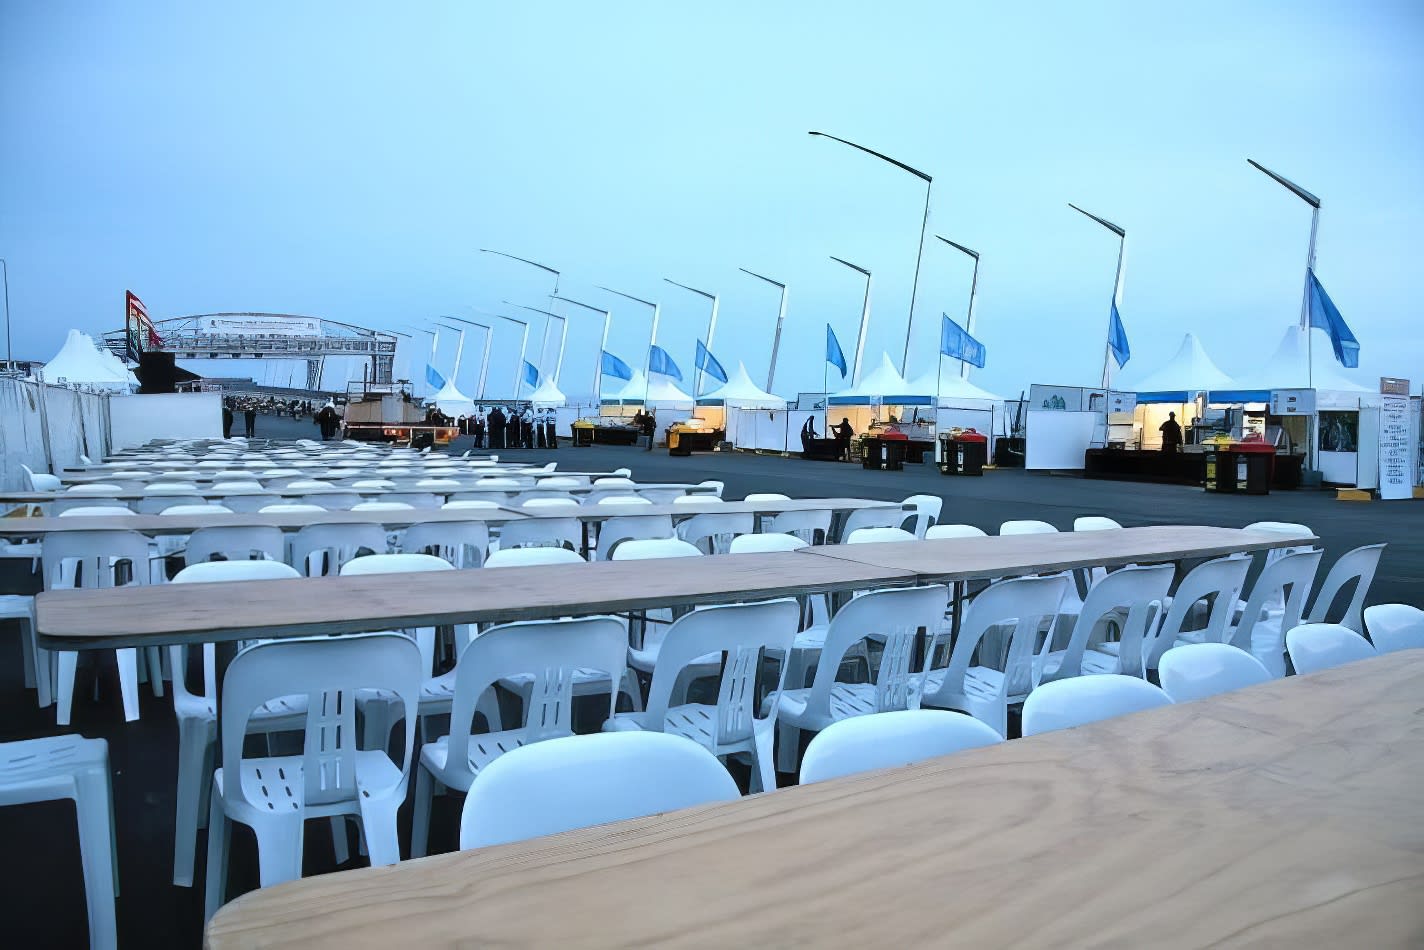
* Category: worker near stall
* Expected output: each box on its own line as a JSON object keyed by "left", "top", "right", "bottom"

{"left": 800, "top": 415, "right": 818, "bottom": 454}
{"left": 243, "top": 406, "right": 257, "bottom": 438}
{"left": 1159, "top": 411, "right": 1183, "bottom": 453}
{"left": 831, "top": 417, "right": 855, "bottom": 461}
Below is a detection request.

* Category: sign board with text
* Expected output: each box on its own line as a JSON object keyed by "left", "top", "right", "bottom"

{"left": 1377, "top": 377, "right": 1412, "bottom": 500}
{"left": 1269, "top": 389, "right": 1315, "bottom": 416}
{"left": 200, "top": 315, "right": 321, "bottom": 337}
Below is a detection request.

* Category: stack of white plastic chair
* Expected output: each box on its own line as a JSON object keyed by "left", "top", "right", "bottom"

{"left": 1039, "top": 564, "right": 1174, "bottom": 682}
{"left": 1224, "top": 549, "right": 1321, "bottom": 678}
{"left": 1303, "top": 544, "right": 1386, "bottom": 632}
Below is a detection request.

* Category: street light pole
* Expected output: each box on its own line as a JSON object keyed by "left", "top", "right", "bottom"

{"left": 933, "top": 236, "right": 980, "bottom": 381}
{"left": 552, "top": 296, "right": 612, "bottom": 407}
{"left": 446, "top": 317, "right": 493, "bottom": 398}
{"left": 830, "top": 256, "right": 873, "bottom": 385}
{"left": 598, "top": 287, "right": 659, "bottom": 403}
{"left": 0, "top": 258, "right": 11, "bottom": 372}
{"left": 435, "top": 322, "right": 467, "bottom": 380}
{"left": 491, "top": 315, "right": 530, "bottom": 399}
{"left": 809, "top": 131, "right": 932, "bottom": 377}
{"left": 508, "top": 302, "right": 567, "bottom": 389}
{"left": 663, "top": 279, "right": 719, "bottom": 396}
{"left": 739, "top": 268, "right": 788, "bottom": 393}
{"left": 1248, "top": 159, "right": 1322, "bottom": 388}
{"left": 1068, "top": 203, "right": 1127, "bottom": 390}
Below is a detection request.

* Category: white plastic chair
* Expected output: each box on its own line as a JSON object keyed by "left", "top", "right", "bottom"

{"left": 1000, "top": 519, "right": 1057, "bottom": 535}
{"left": 160, "top": 503, "right": 233, "bottom": 516}
{"left": 926, "top": 523, "right": 987, "bottom": 540}
{"left": 411, "top": 616, "right": 628, "bottom": 857}
{"left": 596, "top": 494, "right": 652, "bottom": 506}
{"left": 1040, "top": 563, "right": 1174, "bottom": 682}
{"left": 400, "top": 520, "right": 488, "bottom": 568}
{"left": 497, "top": 517, "right": 580, "bottom": 552}
{"left": 594, "top": 476, "right": 635, "bottom": 487}
{"left": 775, "top": 585, "right": 950, "bottom": 773}
{"left": 744, "top": 492, "right": 790, "bottom": 502}
{"left": 300, "top": 491, "right": 362, "bottom": 511}
{"left": 605, "top": 599, "right": 799, "bottom": 792}
{"left": 800, "top": 709, "right": 1003, "bottom": 784}
{"left": 521, "top": 496, "right": 579, "bottom": 508}
{"left": 535, "top": 476, "right": 581, "bottom": 490}
{"left": 484, "top": 546, "right": 585, "bottom": 568}
{"left": 1285, "top": 623, "right": 1377, "bottom": 675}
{"left": 209, "top": 481, "right": 264, "bottom": 494}
{"left": 21, "top": 463, "right": 62, "bottom": 492}
{"left": 1141, "top": 555, "right": 1253, "bottom": 674}
{"left": 672, "top": 494, "right": 723, "bottom": 507}
{"left": 65, "top": 483, "right": 126, "bottom": 496}
{"left": 729, "top": 532, "right": 806, "bottom": 554}
{"left": 595, "top": 514, "right": 675, "bottom": 561}
{"left": 697, "top": 479, "right": 724, "bottom": 497}
{"left": 443, "top": 499, "right": 500, "bottom": 510}
{"left": 1363, "top": 604, "right": 1424, "bottom": 655}
{"left": 1225, "top": 549, "right": 1322, "bottom": 678}
{"left": 920, "top": 575, "right": 1069, "bottom": 736}
{"left": 167, "top": 559, "right": 304, "bottom": 887}
{"left": 902, "top": 494, "right": 943, "bottom": 538}
{"left": 57, "top": 505, "right": 135, "bottom": 518}
{"left": 765, "top": 508, "right": 832, "bottom": 545}
{"left": 1021, "top": 674, "right": 1171, "bottom": 736}
{"left": 133, "top": 494, "right": 205, "bottom": 513}
{"left": 43, "top": 528, "right": 157, "bottom": 724}
{"left": 0, "top": 736, "right": 117, "bottom": 949}
{"left": 847, "top": 526, "right": 916, "bottom": 544}
{"left": 1158, "top": 643, "right": 1271, "bottom": 703}
{"left": 258, "top": 503, "right": 326, "bottom": 513}
{"left": 204, "top": 633, "right": 422, "bottom": 920}
{"left": 1304, "top": 543, "right": 1386, "bottom": 632}
{"left": 1073, "top": 516, "right": 1122, "bottom": 531}
{"left": 458, "top": 733, "right": 739, "bottom": 851}
{"left": 290, "top": 522, "right": 388, "bottom": 576}
{"left": 676, "top": 511, "right": 754, "bottom": 554}
{"left": 837, "top": 506, "right": 905, "bottom": 541}
{"left": 350, "top": 501, "right": 415, "bottom": 511}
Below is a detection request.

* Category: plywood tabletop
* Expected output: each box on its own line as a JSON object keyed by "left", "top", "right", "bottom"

{"left": 0, "top": 506, "right": 526, "bottom": 537}
{"left": 205, "top": 651, "right": 1424, "bottom": 949}
{"left": 36, "top": 551, "right": 916, "bottom": 649}
{"left": 800, "top": 525, "right": 1315, "bottom": 581}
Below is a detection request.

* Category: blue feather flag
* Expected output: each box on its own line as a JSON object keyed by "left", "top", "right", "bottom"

{"left": 522, "top": 361, "right": 540, "bottom": 388}
{"left": 649, "top": 345, "right": 683, "bottom": 381}
{"left": 600, "top": 350, "right": 634, "bottom": 380}
{"left": 1306, "top": 268, "right": 1359, "bottom": 368}
{"left": 940, "top": 314, "right": 987, "bottom": 368}
{"left": 825, "top": 324, "right": 848, "bottom": 379}
{"left": 425, "top": 364, "right": 446, "bottom": 390}
{"left": 695, "top": 340, "right": 728, "bottom": 384}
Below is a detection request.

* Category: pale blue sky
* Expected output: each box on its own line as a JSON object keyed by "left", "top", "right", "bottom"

{"left": 2, "top": 1, "right": 1421, "bottom": 399}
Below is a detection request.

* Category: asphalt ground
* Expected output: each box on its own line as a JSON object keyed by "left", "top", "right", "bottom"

{"left": 1, "top": 411, "right": 1418, "bottom": 947}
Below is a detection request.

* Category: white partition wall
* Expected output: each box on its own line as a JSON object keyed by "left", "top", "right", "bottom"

{"left": 109, "top": 392, "right": 222, "bottom": 449}
{"left": 1026, "top": 410, "right": 1099, "bottom": 469}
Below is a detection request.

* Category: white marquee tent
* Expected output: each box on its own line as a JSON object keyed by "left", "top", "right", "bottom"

{"left": 528, "top": 376, "right": 567, "bottom": 408}
{"left": 1123, "top": 332, "right": 1236, "bottom": 400}
{"left": 696, "top": 362, "right": 785, "bottom": 409}
{"left": 828, "top": 352, "right": 928, "bottom": 406}
{"left": 431, "top": 379, "right": 475, "bottom": 418}
{"left": 605, "top": 369, "right": 695, "bottom": 409}
{"left": 36, "top": 330, "right": 135, "bottom": 391}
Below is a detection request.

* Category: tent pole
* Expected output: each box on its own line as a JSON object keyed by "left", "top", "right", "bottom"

{"left": 768, "top": 283, "right": 788, "bottom": 393}
{"left": 961, "top": 255, "right": 979, "bottom": 381}
{"left": 1300, "top": 205, "right": 1320, "bottom": 389}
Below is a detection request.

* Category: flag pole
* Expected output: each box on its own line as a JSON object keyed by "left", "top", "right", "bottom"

{"left": 1301, "top": 205, "right": 1320, "bottom": 390}
{"left": 1104, "top": 232, "right": 1126, "bottom": 390}
{"left": 823, "top": 328, "right": 829, "bottom": 440}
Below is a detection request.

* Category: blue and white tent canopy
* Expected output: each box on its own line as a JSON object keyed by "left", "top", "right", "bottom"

{"left": 829, "top": 352, "right": 931, "bottom": 406}
{"left": 1123, "top": 333, "right": 1236, "bottom": 403}
{"left": 697, "top": 362, "right": 785, "bottom": 409}
{"left": 1237, "top": 325, "right": 1370, "bottom": 395}
{"left": 431, "top": 378, "right": 475, "bottom": 417}
{"left": 604, "top": 369, "right": 695, "bottom": 409}
{"left": 528, "top": 375, "right": 566, "bottom": 408}
{"left": 906, "top": 364, "right": 1003, "bottom": 406}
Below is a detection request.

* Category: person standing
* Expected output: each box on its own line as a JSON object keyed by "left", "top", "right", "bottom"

{"left": 222, "top": 401, "right": 234, "bottom": 439}
{"left": 800, "top": 415, "right": 818, "bottom": 455}
{"left": 244, "top": 406, "right": 256, "bottom": 438}
{"left": 317, "top": 401, "right": 340, "bottom": 440}
{"left": 1159, "top": 411, "right": 1184, "bottom": 453}
{"left": 831, "top": 417, "right": 855, "bottom": 461}
{"left": 473, "top": 409, "right": 486, "bottom": 449}
{"left": 488, "top": 405, "right": 505, "bottom": 450}
{"left": 521, "top": 405, "right": 534, "bottom": 450}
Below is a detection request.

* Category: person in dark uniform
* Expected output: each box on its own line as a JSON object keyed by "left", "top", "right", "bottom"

{"left": 222, "top": 401, "right": 234, "bottom": 439}
{"left": 800, "top": 415, "right": 818, "bottom": 455}
{"left": 317, "top": 401, "right": 341, "bottom": 440}
{"left": 536, "top": 408, "right": 548, "bottom": 448}
{"left": 831, "top": 417, "right": 854, "bottom": 461}
{"left": 543, "top": 410, "right": 557, "bottom": 449}
{"left": 488, "top": 406, "right": 505, "bottom": 450}
{"left": 520, "top": 406, "right": 534, "bottom": 449}
{"left": 1159, "top": 412, "right": 1184, "bottom": 453}
{"left": 473, "top": 409, "right": 486, "bottom": 449}
{"left": 243, "top": 406, "right": 256, "bottom": 438}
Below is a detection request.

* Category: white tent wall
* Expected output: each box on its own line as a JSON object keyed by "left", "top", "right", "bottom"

{"left": 0, "top": 377, "right": 110, "bottom": 488}
{"left": 1026, "top": 409, "right": 1098, "bottom": 469}
{"left": 651, "top": 407, "right": 693, "bottom": 442}
{"left": 109, "top": 393, "right": 223, "bottom": 449}
{"left": 934, "top": 406, "right": 997, "bottom": 461}
{"left": 733, "top": 409, "right": 798, "bottom": 452}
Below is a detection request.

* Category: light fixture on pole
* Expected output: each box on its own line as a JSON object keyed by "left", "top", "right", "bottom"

{"left": 598, "top": 286, "right": 659, "bottom": 404}
{"left": 830, "top": 256, "right": 873, "bottom": 385}
{"left": 507, "top": 302, "right": 567, "bottom": 388}
{"left": 809, "top": 131, "right": 932, "bottom": 376}
{"left": 663, "top": 279, "right": 719, "bottom": 397}
{"left": 445, "top": 317, "right": 494, "bottom": 397}
{"left": 1068, "top": 203, "right": 1127, "bottom": 389}
{"left": 1248, "top": 159, "right": 1322, "bottom": 388}
{"left": 933, "top": 236, "right": 980, "bottom": 381}
{"left": 479, "top": 248, "right": 559, "bottom": 312}
{"left": 738, "top": 268, "right": 788, "bottom": 393}
{"left": 551, "top": 295, "right": 612, "bottom": 406}
{"left": 434, "top": 322, "right": 467, "bottom": 381}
